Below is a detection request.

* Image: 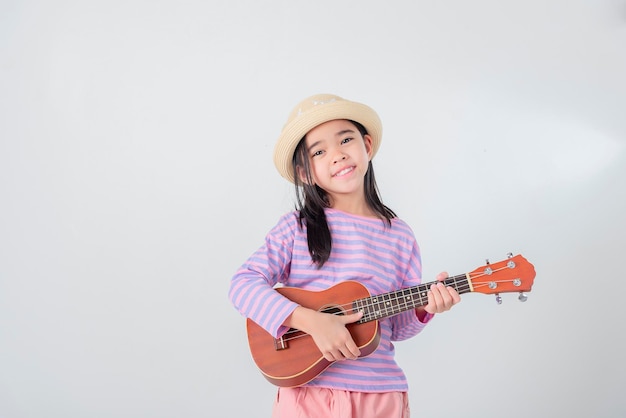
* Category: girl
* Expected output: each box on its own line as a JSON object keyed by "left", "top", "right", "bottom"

{"left": 229, "top": 94, "right": 461, "bottom": 417}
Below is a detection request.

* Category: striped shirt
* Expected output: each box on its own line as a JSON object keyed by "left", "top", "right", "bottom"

{"left": 229, "top": 208, "right": 432, "bottom": 392}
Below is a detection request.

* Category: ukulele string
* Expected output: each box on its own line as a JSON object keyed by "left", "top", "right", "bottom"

{"left": 468, "top": 264, "right": 513, "bottom": 280}
{"left": 279, "top": 265, "right": 522, "bottom": 341}
{"left": 468, "top": 264, "right": 520, "bottom": 289}
{"left": 278, "top": 280, "right": 475, "bottom": 343}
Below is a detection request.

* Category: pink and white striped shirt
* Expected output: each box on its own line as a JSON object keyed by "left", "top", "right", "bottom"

{"left": 229, "top": 208, "right": 431, "bottom": 392}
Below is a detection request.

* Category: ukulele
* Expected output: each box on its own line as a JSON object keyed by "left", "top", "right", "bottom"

{"left": 246, "top": 253, "right": 536, "bottom": 388}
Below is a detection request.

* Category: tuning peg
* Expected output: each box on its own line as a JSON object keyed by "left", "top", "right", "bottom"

{"left": 507, "top": 252, "right": 513, "bottom": 259}
{"left": 518, "top": 292, "right": 528, "bottom": 302}
{"left": 495, "top": 293, "right": 502, "bottom": 304}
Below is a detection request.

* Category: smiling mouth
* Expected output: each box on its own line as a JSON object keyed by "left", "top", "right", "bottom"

{"left": 333, "top": 166, "right": 355, "bottom": 177}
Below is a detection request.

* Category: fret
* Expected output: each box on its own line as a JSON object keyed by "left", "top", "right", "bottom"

{"left": 381, "top": 292, "right": 393, "bottom": 316}
{"left": 389, "top": 290, "right": 402, "bottom": 314}
{"left": 353, "top": 298, "right": 362, "bottom": 315}
{"left": 445, "top": 274, "right": 471, "bottom": 295}
{"left": 399, "top": 288, "right": 413, "bottom": 312}
{"left": 353, "top": 265, "right": 514, "bottom": 324}
{"left": 354, "top": 277, "right": 471, "bottom": 324}
{"left": 372, "top": 295, "right": 382, "bottom": 319}
{"left": 413, "top": 284, "right": 428, "bottom": 308}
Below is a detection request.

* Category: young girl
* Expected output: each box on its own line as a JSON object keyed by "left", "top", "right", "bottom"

{"left": 229, "top": 94, "right": 461, "bottom": 417}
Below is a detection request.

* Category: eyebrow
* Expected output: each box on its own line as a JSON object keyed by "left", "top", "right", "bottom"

{"left": 307, "top": 129, "right": 357, "bottom": 150}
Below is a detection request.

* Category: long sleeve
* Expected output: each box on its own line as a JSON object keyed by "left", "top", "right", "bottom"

{"left": 228, "top": 213, "right": 301, "bottom": 338}
{"left": 228, "top": 208, "right": 432, "bottom": 393}
{"left": 389, "top": 239, "right": 433, "bottom": 341}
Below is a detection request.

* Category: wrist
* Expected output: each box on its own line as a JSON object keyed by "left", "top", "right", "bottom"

{"left": 283, "top": 306, "right": 315, "bottom": 331}
{"left": 415, "top": 307, "right": 433, "bottom": 323}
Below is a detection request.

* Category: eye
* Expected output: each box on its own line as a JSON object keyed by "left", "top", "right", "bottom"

{"left": 341, "top": 137, "right": 353, "bottom": 145}
{"left": 311, "top": 149, "right": 324, "bottom": 157}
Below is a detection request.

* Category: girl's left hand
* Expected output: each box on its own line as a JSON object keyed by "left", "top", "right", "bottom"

{"left": 424, "top": 271, "right": 461, "bottom": 314}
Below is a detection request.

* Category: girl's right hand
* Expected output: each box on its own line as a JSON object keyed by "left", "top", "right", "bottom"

{"left": 284, "top": 307, "right": 364, "bottom": 362}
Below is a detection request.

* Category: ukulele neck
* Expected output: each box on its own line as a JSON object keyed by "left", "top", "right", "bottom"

{"left": 354, "top": 274, "right": 471, "bottom": 323}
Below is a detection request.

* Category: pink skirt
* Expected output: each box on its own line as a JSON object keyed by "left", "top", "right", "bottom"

{"left": 272, "top": 387, "right": 410, "bottom": 418}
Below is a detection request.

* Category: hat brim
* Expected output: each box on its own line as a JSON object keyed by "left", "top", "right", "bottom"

{"left": 273, "top": 100, "right": 382, "bottom": 183}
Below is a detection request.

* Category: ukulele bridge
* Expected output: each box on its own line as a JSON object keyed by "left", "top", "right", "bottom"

{"left": 274, "top": 335, "right": 289, "bottom": 351}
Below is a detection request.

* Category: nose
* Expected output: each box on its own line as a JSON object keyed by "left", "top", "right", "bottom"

{"left": 332, "top": 151, "right": 347, "bottom": 164}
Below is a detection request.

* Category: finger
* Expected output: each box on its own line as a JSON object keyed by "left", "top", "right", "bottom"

{"left": 446, "top": 286, "right": 461, "bottom": 304}
{"left": 426, "top": 283, "right": 444, "bottom": 313}
{"left": 342, "top": 339, "right": 361, "bottom": 360}
{"left": 436, "top": 284, "right": 459, "bottom": 311}
{"left": 342, "top": 310, "right": 364, "bottom": 324}
{"left": 323, "top": 350, "right": 343, "bottom": 362}
{"left": 436, "top": 271, "right": 449, "bottom": 282}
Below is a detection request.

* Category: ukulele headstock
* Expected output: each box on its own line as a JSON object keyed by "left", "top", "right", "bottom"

{"left": 468, "top": 253, "right": 536, "bottom": 304}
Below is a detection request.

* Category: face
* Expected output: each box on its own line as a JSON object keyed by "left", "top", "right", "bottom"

{"left": 300, "top": 119, "right": 373, "bottom": 202}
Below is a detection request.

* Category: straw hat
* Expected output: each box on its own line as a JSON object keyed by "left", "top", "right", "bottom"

{"left": 273, "top": 94, "right": 382, "bottom": 183}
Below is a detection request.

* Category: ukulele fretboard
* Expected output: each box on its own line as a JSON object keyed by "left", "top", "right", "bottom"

{"left": 354, "top": 274, "right": 472, "bottom": 323}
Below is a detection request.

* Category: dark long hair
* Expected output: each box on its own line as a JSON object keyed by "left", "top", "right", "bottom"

{"left": 292, "top": 120, "right": 397, "bottom": 267}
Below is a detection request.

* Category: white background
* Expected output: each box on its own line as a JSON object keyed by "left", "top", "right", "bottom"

{"left": 1, "top": 1, "right": 625, "bottom": 417}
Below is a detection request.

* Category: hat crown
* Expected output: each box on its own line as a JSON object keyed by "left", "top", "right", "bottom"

{"left": 283, "top": 94, "right": 344, "bottom": 131}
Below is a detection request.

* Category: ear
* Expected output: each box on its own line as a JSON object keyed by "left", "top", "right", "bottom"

{"left": 296, "top": 165, "right": 311, "bottom": 185}
{"left": 363, "top": 134, "right": 374, "bottom": 160}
